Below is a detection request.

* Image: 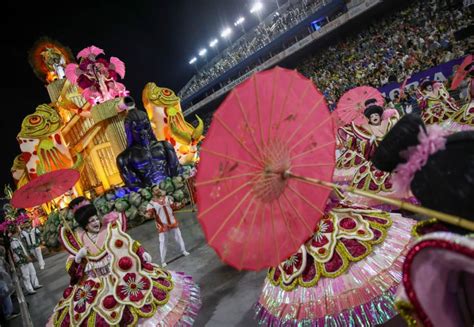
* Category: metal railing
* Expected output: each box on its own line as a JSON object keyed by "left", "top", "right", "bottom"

{"left": 8, "top": 251, "right": 33, "bottom": 327}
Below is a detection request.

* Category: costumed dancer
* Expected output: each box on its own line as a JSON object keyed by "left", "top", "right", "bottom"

{"left": 47, "top": 202, "right": 201, "bottom": 326}
{"left": 417, "top": 80, "right": 459, "bottom": 125}
{"left": 371, "top": 113, "right": 474, "bottom": 326}
{"left": 450, "top": 63, "right": 474, "bottom": 127}
{"left": 335, "top": 99, "right": 407, "bottom": 207}
{"left": 9, "top": 228, "right": 42, "bottom": 295}
{"left": 20, "top": 220, "right": 45, "bottom": 270}
{"left": 146, "top": 188, "right": 189, "bottom": 268}
{"left": 254, "top": 194, "right": 417, "bottom": 326}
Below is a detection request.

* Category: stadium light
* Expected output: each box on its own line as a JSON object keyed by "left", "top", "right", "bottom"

{"left": 250, "top": 2, "right": 263, "bottom": 14}
{"left": 198, "top": 48, "right": 207, "bottom": 57}
{"left": 189, "top": 57, "right": 197, "bottom": 65}
{"left": 209, "top": 39, "right": 218, "bottom": 47}
{"left": 220, "top": 27, "right": 232, "bottom": 38}
{"left": 234, "top": 16, "right": 245, "bottom": 26}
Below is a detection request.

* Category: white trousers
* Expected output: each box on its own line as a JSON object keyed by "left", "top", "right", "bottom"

{"left": 158, "top": 228, "right": 187, "bottom": 264}
{"left": 30, "top": 247, "right": 45, "bottom": 269}
{"left": 20, "top": 263, "right": 39, "bottom": 293}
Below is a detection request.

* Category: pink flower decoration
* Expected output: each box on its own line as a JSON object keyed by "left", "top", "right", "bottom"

{"left": 392, "top": 125, "right": 448, "bottom": 195}
{"left": 73, "top": 280, "right": 98, "bottom": 313}
{"left": 116, "top": 273, "right": 151, "bottom": 302}
{"left": 103, "top": 211, "right": 119, "bottom": 226}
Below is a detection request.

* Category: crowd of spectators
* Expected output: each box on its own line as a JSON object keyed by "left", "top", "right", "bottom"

{"left": 192, "top": 0, "right": 472, "bottom": 131}
{"left": 180, "top": 0, "right": 326, "bottom": 99}
{"left": 298, "top": 0, "right": 472, "bottom": 108}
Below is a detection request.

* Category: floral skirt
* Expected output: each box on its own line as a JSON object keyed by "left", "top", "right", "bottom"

{"left": 254, "top": 212, "right": 415, "bottom": 326}
{"left": 47, "top": 270, "right": 201, "bottom": 326}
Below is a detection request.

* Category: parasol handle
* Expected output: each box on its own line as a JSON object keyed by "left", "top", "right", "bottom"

{"left": 288, "top": 173, "right": 474, "bottom": 232}
{"left": 58, "top": 211, "right": 101, "bottom": 277}
{"left": 58, "top": 211, "right": 87, "bottom": 250}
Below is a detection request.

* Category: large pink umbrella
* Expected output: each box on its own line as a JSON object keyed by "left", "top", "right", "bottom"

{"left": 335, "top": 86, "right": 384, "bottom": 126}
{"left": 195, "top": 67, "right": 336, "bottom": 271}
{"left": 11, "top": 169, "right": 80, "bottom": 208}
{"left": 451, "top": 55, "right": 473, "bottom": 91}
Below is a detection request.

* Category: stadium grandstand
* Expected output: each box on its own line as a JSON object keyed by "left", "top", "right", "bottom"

{"left": 181, "top": 0, "right": 472, "bottom": 134}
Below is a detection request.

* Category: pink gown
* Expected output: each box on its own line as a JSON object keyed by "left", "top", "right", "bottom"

{"left": 255, "top": 200, "right": 416, "bottom": 326}
{"left": 47, "top": 215, "right": 200, "bottom": 326}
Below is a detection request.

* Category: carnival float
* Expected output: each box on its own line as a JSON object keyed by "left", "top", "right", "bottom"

{"left": 3, "top": 38, "right": 201, "bottom": 251}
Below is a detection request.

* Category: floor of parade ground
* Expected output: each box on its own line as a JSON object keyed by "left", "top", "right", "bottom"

{"left": 9, "top": 208, "right": 407, "bottom": 327}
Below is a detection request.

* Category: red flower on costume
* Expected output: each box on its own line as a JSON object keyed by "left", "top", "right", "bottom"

{"left": 73, "top": 280, "right": 99, "bottom": 313}
{"left": 116, "top": 273, "right": 151, "bottom": 302}
{"left": 278, "top": 246, "right": 307, "bottom": 284}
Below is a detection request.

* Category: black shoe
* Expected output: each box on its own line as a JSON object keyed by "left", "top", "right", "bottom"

{"left": 33, "top": 285, "right": 43, "bottom": 290}
{"left": 26, "top": 291, "right": 37, "bottom": 296}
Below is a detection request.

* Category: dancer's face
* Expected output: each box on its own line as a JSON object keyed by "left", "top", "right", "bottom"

{"left": 369, "top": 113, "right": 381, "bottom": 125}
{"left": 86, "top": 215, "right": 101, "bottom": 234}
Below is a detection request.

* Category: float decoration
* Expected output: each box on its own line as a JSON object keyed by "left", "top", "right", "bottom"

{"left": 66, "top": 46, "right": 129, "bottom": 105}
{"left": 17, "top": 104, "right": 81, "bottom": 179}
{"left": 142, "top": 83, "right": 204, "bottom": 165}
{"left": 11, "top": 155, "right": 29, "bottom": 188}
{"left": 117, "top": 109, "right": 179, "bottom": 189}
{"left": 28, "top": 37, "right": 74, "bottom": 84}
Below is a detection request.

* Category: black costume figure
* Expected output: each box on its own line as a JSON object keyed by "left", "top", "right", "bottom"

{"left": 117, "top": 107, "right": 179, "bottom": 189}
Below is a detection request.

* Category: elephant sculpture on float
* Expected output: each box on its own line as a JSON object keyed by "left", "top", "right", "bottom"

{"left": 142, "top": 82, "right": 204, "bottom": 165}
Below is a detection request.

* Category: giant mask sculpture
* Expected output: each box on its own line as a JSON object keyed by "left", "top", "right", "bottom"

{"left": 17, "top": 104, "right": 77, "bottom": 179}
{"left": 142, "top": 83, "right": 203, "bottom": 165}
{"left": 116, "top": 106, "right": 179, "bottom": 189}
{"left": 28, "top": 37, "right": 74, "bottom": 84}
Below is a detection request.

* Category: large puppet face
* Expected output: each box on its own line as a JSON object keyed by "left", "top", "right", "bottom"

{"left": 125, "top": 109, "right": 156, "bottom": 147}
{"left": 131, "top": 119, "right": 153, "bottom": 146}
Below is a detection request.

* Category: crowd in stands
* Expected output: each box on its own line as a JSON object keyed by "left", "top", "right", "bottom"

{"left": 192, "top": 0, "right": 472, "bottom": 131}
{"left": 180, "top": 0, "right": 326, "bottom": 99}
{"left": 298, "top": 0, "right": 471, "bottom": 108}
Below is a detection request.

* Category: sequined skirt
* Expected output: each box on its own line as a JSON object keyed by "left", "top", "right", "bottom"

{"left": 255, "top": 215, "right": 415, "bottom": 326}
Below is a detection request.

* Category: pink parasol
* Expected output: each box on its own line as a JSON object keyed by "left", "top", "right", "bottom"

{"left": 335, "top": 86, "right": 384, "bottom": 126}
{"left": 11, "top": 169, "right": 80, "bottom": 209}
{"left": 195, "top": 67, "right": 336, "bottom": 271}
{"left": 451, "top": 55, "right": 473, "bottom": 91}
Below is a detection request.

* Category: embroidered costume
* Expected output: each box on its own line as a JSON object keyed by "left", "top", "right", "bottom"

{"left": 417, "top": 81, "right": 459, "bottom": 125}
{"left": 255, "top": 200, "right": 416, "bottom": 326}
{"left": 10, "top": 237, "right": 41, "bottom": 294}
{"left": 334, "top": 112, "right": 408, "bottom": 207}
{"left": 146, "top": 196, "right": 188, "bottom": 266}
{"left": 450, "top": 75, "right": 474, "bottom": 127}
{"left": 394, "top": 232, "right": 474, "bottom": 327}
{"left": 21, "top": 226, "right": 45, "bottom": 270}
{"left": 48, "top": 215, "right": 200, "bottom": 326}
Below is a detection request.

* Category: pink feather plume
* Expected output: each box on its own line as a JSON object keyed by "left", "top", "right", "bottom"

{"left": 109, "top": 57, "right": 126, "bottom": 79}
{"left": 77, "top": 46, "right": 104, "bottom": 59}
{"left": 382, "top": 108, "right": 398, "bottom": 120}
{"left": 65, "top": 63, "right": 80, "bottom": 84}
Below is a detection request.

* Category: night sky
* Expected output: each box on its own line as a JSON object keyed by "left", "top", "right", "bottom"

{"left": 2, "top": 0, "right": 280, "bottom": 189}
